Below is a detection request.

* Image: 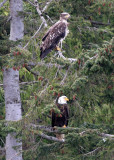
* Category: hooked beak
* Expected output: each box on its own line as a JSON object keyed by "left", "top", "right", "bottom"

{"left": 65, "top": 14, "right": 70, "bottom": 19}
{"left": 65, "top": 97, "right": 69, "bottom": 101}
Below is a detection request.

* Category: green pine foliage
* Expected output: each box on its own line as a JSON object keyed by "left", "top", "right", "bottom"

{"left": 0, "top": 0, "right": 114, "bottom": 159}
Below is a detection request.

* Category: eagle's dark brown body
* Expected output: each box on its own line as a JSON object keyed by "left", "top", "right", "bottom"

{"left": 52, "top": 99, "right": 69, "bottom": 128}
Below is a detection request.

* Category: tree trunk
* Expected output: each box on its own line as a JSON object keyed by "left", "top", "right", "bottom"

{"left": 3, "top": 0, "right": 24, "bottom": 160}
{"left": 9, "top": 0, "right": 24, "bottom": 41}
{"left": 3, "top": 69, "right": 22, "bottom": 160}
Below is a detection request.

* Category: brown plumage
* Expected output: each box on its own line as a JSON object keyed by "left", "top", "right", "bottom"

{"left": 52, "top": 103, "right": 69, "bottom": 128}
{"left": 51, "top": 96, "right": 69, "bottom": 141}
{"left": 40, "top": 13, "right": 70, "bottom": 59}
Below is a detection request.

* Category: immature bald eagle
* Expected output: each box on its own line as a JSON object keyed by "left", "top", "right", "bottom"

{"left": 52, "top": 96, "right": 69, "bottom": 141}
{"left": 40, "top": 13, "right": 70, "bottom": 59}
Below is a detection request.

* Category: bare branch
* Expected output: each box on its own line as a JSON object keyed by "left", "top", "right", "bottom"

{"left": 34, "top": 0, "right": 47, "bottom": 27}
{"left": 39, "top": 81, "right": 49, "bottom": 96}
{"left": 100, "top": 133, "right": 114, "bottom": 139}
{"left": 23, "top": 22, "right": 44, "bottom": 49}
{"left": 29, "top": 124, "right": 114, "bottom": 140}
{"left": 25, "top": 0, "right": 36, "bottom": 7}
{"left": 89, "top": 54, "right": 98, "bottom": 60}
{"left": 90, "top": 20, "right": 110, "bottom": 26}
{"left": 0, "top": 81, "right": 39, "bottom": 87}
{"left": 29, "top": 123, "right": 54, "bottom": 133}
{"left": 20, "top": 81, "right": 39, "bottom": 85}
{"left": 57, "top": 51, "right": 77, "bottom": 62}
{"left": 45, "top": 14, "right": 54, "bottom": 24}
{"left": 84, "top": 147, "right": 102, "bottom": 156}
{"left": 28, "top": 61, "right": 64, "bottom": 68}
{"left": 0, "top": 0, "right": 8, "bottom": 8}
{"left": 42, "top": 0, "right": 53, "bottom": 12}
{"left": 60, "top": 66, "right": 71, "bottom": 85}
{"left": 38, "top": 132, "right": 65, "bottom": 142}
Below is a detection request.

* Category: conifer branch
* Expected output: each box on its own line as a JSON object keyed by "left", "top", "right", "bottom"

{"left": 0, "top": 81, "right": 39, "bottom": 87}
{"left": 90, "top": 20, "right": 110, "bottom": 26}
{"left": 100, "top": 133, "right": 114, "bottom": 139}
{"left": 83, "top": 147, "right": 102, "bottom": 156}
{"left": 28, "top": 61, "right": 64, "bottom": 68}
{"left": 20, "top": 81, "right": 39, "bottom": 85}
{"left": 38, "top": 132, "right": 65, "bottom": 142}
{"left": 29, "top": 124, "right": 114, "bottom": 139}
{"left": 57, "top": 51, "right": 77, "bottom": 62}
{"left": 0, "top": 0, "right": 8, "bottom": 8}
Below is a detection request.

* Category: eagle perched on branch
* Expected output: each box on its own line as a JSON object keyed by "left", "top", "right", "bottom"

{"left": 52, "top": 96, "right": 69, "bottom": 141}
{"left": 40, "top": 12, "right": 70, "bottom": 59}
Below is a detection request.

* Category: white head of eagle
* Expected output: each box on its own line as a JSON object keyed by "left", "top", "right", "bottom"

{"left": 40, "top": 12, "right": 70, "bottom": 59}
{"left": 58, "top": 96, "right": 69, "bottom": 104}
{"left": 52, "top": 95, "right": 69, "bottom": 140}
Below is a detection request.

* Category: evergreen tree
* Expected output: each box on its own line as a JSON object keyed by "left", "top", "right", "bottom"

{"left": 0, "top": 0, "right": 114, "bottom": 159}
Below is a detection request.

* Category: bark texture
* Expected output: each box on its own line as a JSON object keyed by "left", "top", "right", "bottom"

{"left": 3, "top": 0, "right": 24, "bottom": 159}
{"left": 4, "top": 69, "right": 21, "bottom": 121}
{"left": 3, "top": 69, "right": 22, "bottom": 160}
{"left": 9, "top": 0, "right": 24, "bottom": 41}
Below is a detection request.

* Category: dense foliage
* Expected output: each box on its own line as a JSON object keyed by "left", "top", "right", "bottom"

{"left": 0, "top": 0, "right": 114, "bottom": 159}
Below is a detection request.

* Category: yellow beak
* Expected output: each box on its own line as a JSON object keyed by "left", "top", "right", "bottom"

{"left": 65, "top": 15, "right": 70, "bottom": 18}
{"left": 65, "top": 97, "right": 69, "bottom": 101}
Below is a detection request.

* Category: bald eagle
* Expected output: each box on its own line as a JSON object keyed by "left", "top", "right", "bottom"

{"left": 40, "top": 13, "right": 70, "bottom": 59}
{"left": 52, "top": 96, "right": 69, "bottom": 141}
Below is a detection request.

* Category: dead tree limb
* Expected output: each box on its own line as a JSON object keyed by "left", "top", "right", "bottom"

{"left": 34, "top": 0, "right": 47, "bottom": 27}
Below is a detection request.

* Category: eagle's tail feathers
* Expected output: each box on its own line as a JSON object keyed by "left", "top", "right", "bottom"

{"left": 56, "top": 133, "right": 65, "bottom": 140}
{"left": 40, "top": 47, "right": 54, "bottom": 59}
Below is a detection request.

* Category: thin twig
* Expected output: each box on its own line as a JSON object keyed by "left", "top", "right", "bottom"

{"left": 60, "top": 66, "right": 70, "bottom": 85}
{"left": 84, "top": 147, "right": 102, "bottom": 156}
{"left": 20, "top": 81, "right": 39, "bottom": 85}
{"left": 25, "top": 0, "right": 36, "bottom": 7}
{"left": 39, "top": 81, "right": 49, "bottom": 96}
{"left": 57, "top": 51, "right": 77, "bottom": 62}
{"left": 42, "top": 0, "right": 53, "bottom": 12}
{"left": 34, "top": 0, "right": 47, "bottom": 27}
{"left": 0, "top": 81, "right": 39, "bottom": 87}
{"left": 28, "top": 61, "right": 64, "bottom": 68}
{"left": 38, "top": 132, "right": 65, "bottom": 142}
{"left": 0, "top": 0, "right": 8, "bottom": 8}
{"left": 23, "top": 22, "right": 44, "bottom": 49}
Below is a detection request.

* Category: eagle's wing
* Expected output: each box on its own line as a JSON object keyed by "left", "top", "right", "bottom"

{"left": 42, "top": 29, "right": 51, "bottom": 41}
{"left": 40, "top": 21, "right": 67, "bottom": 59}
{"left": 52, "top": 111, "right": 56, "bottom": 127}
{"left": 64, "top": 105, "right": 69, "bottom": 126}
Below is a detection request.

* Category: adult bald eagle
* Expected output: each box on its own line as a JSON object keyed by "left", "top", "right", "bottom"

{"left": 52, "top": 96, "right": 69, "bottom": 141}
{"left": 40, "top": 13, "right": 70, "bottom": 59}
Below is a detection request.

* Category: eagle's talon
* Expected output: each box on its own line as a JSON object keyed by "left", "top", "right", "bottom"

{"left": 63, "top": 125, "right": 66, "bottom": 128}
{"left": 56, "top": 46, "right": 61, "bottom": 51}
